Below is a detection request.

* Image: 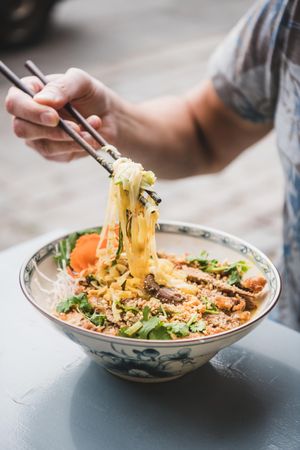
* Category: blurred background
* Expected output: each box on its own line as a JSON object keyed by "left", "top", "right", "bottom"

{"left": 0, "top": 0, "right": 283, "bottom": 261}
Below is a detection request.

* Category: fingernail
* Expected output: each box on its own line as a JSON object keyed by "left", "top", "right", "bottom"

{"left": 41, "top": 111, "right": 58, "bottom": 126}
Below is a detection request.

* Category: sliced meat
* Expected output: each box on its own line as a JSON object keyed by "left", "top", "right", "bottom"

{"left": 232, "top": 310, "right": 251, "bottom": 322}
{"left": 232, "top": 297, "right": 246, "bottom": 312}
{"left": 182, "top": 266, "right": 260, "bottom": 299}
{"left": 213, "top": 295, "right": 246, "bottom": 312}
{"left": 242, "top": 276, "right": 267, "bottom": 293}
{"left": 214, "top": 295, "right": 235, "bottom": 311}
{"left": 244, "top": 297, "right": 257, "bottom": 310}
{"left": 144, "top": 274, "right": 185, "bottom": 303}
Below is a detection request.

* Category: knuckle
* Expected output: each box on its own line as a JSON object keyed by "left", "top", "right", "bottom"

{"left": 67, "top": 67, "right": 91, "bottom": 89}
{"left": 13, "top": 119, "right": 26, "bottom": 138}
{"left": 5, "top": 90, "right": 16, "bottom": 114}
{"left": 66, "top": 67, "right": 83, "bottom": 78}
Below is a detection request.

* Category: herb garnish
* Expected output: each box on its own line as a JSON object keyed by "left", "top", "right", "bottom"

{"left": 187, "top": 251, "right": 249, "bottom": 286}
{"left": 56, "top": 293, "right": 106, "bottom": 327}
{"left": 54, "top": 227, "right": 102, "bottom": 268}
{"left": 190, "top": 320, "right": 206, "bottom": 333}
{"left": 201, "top": 296, "right": 219, "bottom": 315}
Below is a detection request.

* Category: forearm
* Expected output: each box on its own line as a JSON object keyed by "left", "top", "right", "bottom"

{"left": 6, "top": 70, "right": 271, "bottom": 172}
{"left": 110, "top": 81, "right": 272, "bottom": 179}
{"left": 113, "top": 95, "right": 212, "bottom": 179}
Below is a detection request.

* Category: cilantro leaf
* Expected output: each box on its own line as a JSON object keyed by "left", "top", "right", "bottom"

{"left": 149, "top": 326, "right": 171, "bottom": 340}
{"left": 201, "top": 296, "right": 219, "bottom": 315}
{"left": 186, "top": 252, "right": 250, "bottom": 284}
{"left": 168, "top": 322, "right": 189, "bottom": 337}
{"left": 56, "top": 293, "right": 87, "bottom": 313}
{"left": 117, "top": 301, "right": 139, "bottom": 314}
{"left": 56, "top": 293, "right": 93, "bottom": 316}
{"left": 89, "top": 312, "right": 106, "bottom": 327}
{"left": 138, "top": 316, "right": 161, "bottom": 339}
{"left": 190, "top": 320, "right": 206, "bottom": 333}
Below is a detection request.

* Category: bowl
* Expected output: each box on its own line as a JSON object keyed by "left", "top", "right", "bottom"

{"left": 20, "top": 221, "right": 281, "bottom": 383}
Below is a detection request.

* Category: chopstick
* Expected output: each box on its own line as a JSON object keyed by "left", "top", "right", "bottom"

{"left": 0, "top": 60, "right": 157, "bottom": 207}
{"left": 24, "top": 60, "right": 162, "bottom": 205}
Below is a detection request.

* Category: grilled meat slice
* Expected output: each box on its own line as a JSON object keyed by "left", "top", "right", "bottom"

{"left": 144, "top": 274, "right": 185, "bottom": 303}
{"left": 182, "top": 266, "right": 264, "bottom": 299}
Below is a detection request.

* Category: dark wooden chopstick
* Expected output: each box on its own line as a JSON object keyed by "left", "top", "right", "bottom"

{"left": 0, "top": 60, "right": 153, "bottom": 207}
{"left": 24, "top": 60, "right": 162, "bottom": 205}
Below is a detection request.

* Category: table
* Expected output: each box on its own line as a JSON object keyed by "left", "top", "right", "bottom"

{"left": 1, "top": 232, "right": 300, "bottom": 450}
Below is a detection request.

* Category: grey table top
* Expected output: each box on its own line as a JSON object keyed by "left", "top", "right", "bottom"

{"left": 1, "top": 232, "right": 300, "bottom": 450}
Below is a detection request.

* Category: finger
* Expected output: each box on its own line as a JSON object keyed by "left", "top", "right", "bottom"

{"left": 13, "top": 117, "right": 81, "bottom": 141}
{"left": 26, "top": 133, "right": 99, "bottom": 160}
{"left": 20, "top": 75, "right": 45, "bottom": 94}
{"left": 34, "top": 68, "right": 94, "bottom": 109}
{"left": 86, "top": 115, "right": 102, "bottom": 129}
{"left": 6, "top": 87, "right": 59, "bottom": 126}
{"left": 26, "top": 139, "right": 86, "bottom": 162}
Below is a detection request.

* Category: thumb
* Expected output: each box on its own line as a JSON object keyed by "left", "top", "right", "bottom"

{"left": 34, "top": 68, "right": 93, "bottom": 109}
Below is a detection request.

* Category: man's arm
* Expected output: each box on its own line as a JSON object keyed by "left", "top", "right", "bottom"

{"left": 118, "top": 80, "right": 272, "bottom": 178}
{"left": 5, "top": 70, "right": 272, "bottom": 178}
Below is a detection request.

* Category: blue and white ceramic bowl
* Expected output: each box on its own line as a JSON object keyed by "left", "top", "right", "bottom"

{"left": 20, "top": 221, "right": 281, "bottom": 383}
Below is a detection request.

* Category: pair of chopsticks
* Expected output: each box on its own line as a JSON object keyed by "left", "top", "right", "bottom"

{"left": 0, "top": 60, "right": 161, "bottom": 206}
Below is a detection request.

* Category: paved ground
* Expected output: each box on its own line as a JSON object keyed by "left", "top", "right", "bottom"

{"left": 0, "top": 0, "right": 284, "bottom": 260}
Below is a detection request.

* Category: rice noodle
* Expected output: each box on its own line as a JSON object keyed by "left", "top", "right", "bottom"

{"left": 96, "top": 157, "right": 159, "bottom": 279}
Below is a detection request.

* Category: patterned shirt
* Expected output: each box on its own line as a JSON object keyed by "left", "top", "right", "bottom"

{"left": 209, "top": 0, "right": 300, "bottom": 330}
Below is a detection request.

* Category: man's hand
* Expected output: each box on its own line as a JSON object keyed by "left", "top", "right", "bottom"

{"left": 5, "top": 67, "right": 272, "bottom": 178}
{"left": 5, "top": 68, "right": 119, "bottom": 162}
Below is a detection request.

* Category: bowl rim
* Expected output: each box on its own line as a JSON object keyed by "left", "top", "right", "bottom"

{"left": 19, "top": 220, "right": 281, "bottom": 347}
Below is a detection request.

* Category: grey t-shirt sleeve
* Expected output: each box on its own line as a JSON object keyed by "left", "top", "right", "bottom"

{"left": 209, "top": 0, "right": 288, "bottom": 123}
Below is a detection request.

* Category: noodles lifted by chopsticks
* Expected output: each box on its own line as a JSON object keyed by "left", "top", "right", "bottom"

{"left": 96, "top": 156, "right": 158, "bottom": 278}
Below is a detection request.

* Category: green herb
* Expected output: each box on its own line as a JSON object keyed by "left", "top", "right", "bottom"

{"left": 116, "top": 300, "right": 139, "bottom": 314}
{"left": 56, "top": 293, "right": 106, "bottom": 327}
{"left": 121, "top": 321, "right": 143, "bottom": 337}
{"left": 159, "top": 304, "right": 168, "bottom": 317}
{"left": 89, "top": 312, "right": 106, "bottom": 327}
{"left": 201, "top": 296, "right": 219, "bottom": 315}
{"left": 56, "top": 293, "right": 88, "bottom": 313}
{"left": 187, "top": 252, "right": 249, "bottom": 286}
{"left": 86, "top": 274, "right": 100, "bottom": 287}
{"left": 168, "top": 322, "right": 190, "bottom": 337}
{"left": 77, "top": 295, "right": 94, "bottom": 315}
{"left": 138, "top": 316, "right": 161, "bottom": 339}
{"left": 149, "top": 326, "right": 171, "bottom": 340}
{"left": 225, "top": 261, "right": 249, "bottom": 286}
{"left": 190, "top": 320, "right": 206, "bottom": 333}
{"left": 143, "top": 306, "right": 150, "bottom": 321}
{"left": 187, "top": 313, "right": 197, "bottom": 327}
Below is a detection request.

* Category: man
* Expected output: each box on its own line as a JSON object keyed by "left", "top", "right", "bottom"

{"left": 5, "top": 0, "right": 300, "bottom": 330}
